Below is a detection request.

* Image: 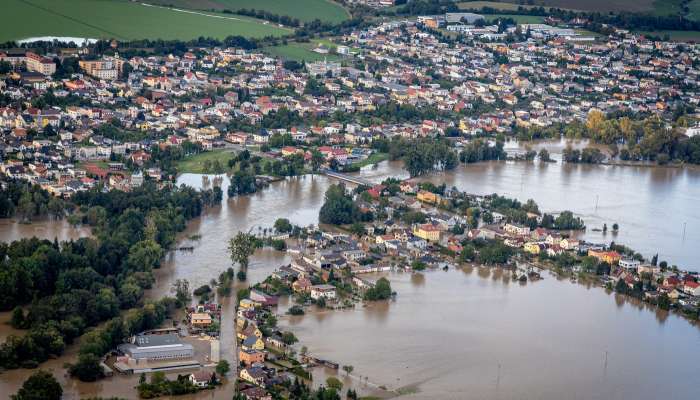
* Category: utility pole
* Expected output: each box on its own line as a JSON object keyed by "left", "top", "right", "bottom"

{"left": 682, "top": 222, "right": 686, "bottom": 242}
{"left": 594, "top": 194, "right": 599, "bottom": 213}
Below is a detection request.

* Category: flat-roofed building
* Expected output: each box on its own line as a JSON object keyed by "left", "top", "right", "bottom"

{"left": 118, "top": 333, "right": 194, "bottom": 362}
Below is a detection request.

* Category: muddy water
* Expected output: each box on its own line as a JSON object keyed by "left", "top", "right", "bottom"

{"left": 2, "top": 149, "right": 700, "bottom": 398}
{"left": 359, "top": 149, "right": 700, "bottom": 270}
{"left": 280, "top": 268, "right": 700, "bottom": 400}
{"left": 0, "top": 218, "right": 89, "bottom": 243}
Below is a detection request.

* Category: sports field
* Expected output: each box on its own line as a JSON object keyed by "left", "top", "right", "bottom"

{"left": 144, "top": 0, "right": 351, "bottom": 24}
{"left": 177, "top": 149, "right": 235, "bottom": 174}
{"left": 1, "top": 0, "right": 289, "bottom": 42}
{"left": 264, "top": 40, "right": 348, "bottom": 62}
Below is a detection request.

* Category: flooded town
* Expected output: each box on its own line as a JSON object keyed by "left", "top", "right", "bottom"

{"left": 1, "top": 2, "right": 700, "bottom": 400}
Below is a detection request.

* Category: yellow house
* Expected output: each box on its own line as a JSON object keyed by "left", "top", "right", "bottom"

{"left": 416, "top": 190, "right": 441, "bottom": 205}
{"left": 239, "top": 299, "right": 256, "bottom": 309}
{"left": 524, "top": 242, "right": 542, "bottom": 255}
{"left": 588, "top": 249, "right": 621, "bottom": 265}
{"left": 241, "top": 335, "right": 265, "bottom": 351}
{"left": 413, "top": 224, "right": 441, "bottom": 242}
{"left": 236, "top": 323, "right": 262, "bottom": 341}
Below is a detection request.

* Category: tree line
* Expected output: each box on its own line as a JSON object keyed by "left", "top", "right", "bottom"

{"left": 0, "top": 182, "right": 220, "bottom": 372}
{"left": 0, "top": 180, "right": 68, "bottom": 222}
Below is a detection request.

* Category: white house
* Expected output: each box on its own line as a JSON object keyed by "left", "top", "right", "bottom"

{"left": 619, "top": 258, "right": 641, "bottom": 271}
{"left": 189, "top": 371, "right": 213, "bottom": 388}
{"left": 310, "top": 284, "right": 337, "bottom": 300}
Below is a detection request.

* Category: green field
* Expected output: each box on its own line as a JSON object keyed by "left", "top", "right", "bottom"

{"left": 1, "top": 0, "right": 289, "bottom": 42}
{"left": 264, "top": 40, "right": 346, "bottom": 62}
{"left": 469, "top": 0, "right": 659, "bottom": 13}
{"left": 458, "top": 1, "right": 564, "bottom": 11}
{"left": 688, "top": 0, "right": 700, "bottom": 21}
{"left": 636, "top": 30, "right": 700, "bottom": 41}
{"left": 351, "top": 153, "right": 389, "bottom": 169}
{"left": 177, "top": 149, "right": 236, "bottom": 173}
{"left": 145, "top": 0, "right": 350, "bottom": 24}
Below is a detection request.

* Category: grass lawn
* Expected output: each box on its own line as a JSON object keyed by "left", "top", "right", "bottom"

{"left": 351, "top": 153, "right": 389, "bottom": 169}
{"left": 144, "top": 0, "right": 350, "bottom": 23}
{"left": 263, "top": 41, "right": 345, "bottom": 62}
{"left": 177, "top": 149, "right": 236, "bottom": 174}
{"left": 1, "top": 0, "right": 289, "bottom": 42}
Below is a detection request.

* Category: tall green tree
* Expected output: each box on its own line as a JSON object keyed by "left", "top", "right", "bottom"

{"left": 228, "top": 232, "right": 257, "bottom": 270}
{"left": 12, "top": 370, "right": 62, "bottom": 400}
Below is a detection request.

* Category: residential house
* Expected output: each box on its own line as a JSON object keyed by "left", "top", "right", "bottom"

{"left": 310, "top": 284, "right": 337, "bottom": 300}
{"left": 239, "top": 349, "right": 265, "bottom": 366}
{"left": 240, "top": 367, "right": 267, "bottom": 387}
{"left": 190, "top": 312, "right": 212, "bottom": 328}
{"left": 588, "top": 249, "right": 621, "bottom": 265}
{"left": 189, "top": 371, "right": 214, "bottom": 388}
{"left": 241, "top": 335, "right": 265, "bottom": 351}
{"left": 413, "top": 223, "right": 442, "bottom": 242}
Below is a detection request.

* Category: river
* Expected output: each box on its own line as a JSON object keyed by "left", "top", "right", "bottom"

{"left": 1, "top": 148, "right": 700, "bottom": 398}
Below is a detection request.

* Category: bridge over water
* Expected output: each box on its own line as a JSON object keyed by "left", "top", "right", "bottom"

{"left": 322, "top": 169, "right": 374, "bottom": 186}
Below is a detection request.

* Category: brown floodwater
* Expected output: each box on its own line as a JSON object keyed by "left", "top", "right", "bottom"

{"left": 0, "top": 217, "right": 90, "bottom": 243}
{"left": 280, "top": 268, "right": 700, "bottom": 400}
{"left": 2, "top": 148, "right": 700, "bottom": 398}
{"left": 359, "top": 142, "right": 700, "bottom": 270}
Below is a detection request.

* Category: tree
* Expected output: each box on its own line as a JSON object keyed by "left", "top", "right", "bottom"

{"left": 581, "top": 256, "right": 599, "bottom": 273}
{"left": 349, "top": 222, "right": 365, "bottom": 236}
{"left": 68, "top": 353, "right": 104, "bottom": 382}
{"left": 171, "top": 279, "right": 191, "bottom": 305}
{"left": 554, "top": 211, "right": 585, "bottom": 230}
{"left": 326, "top": 377, "right": 343, "bottom": 391}
{"left": 10, "top": 306, "right": 25, "bottom": 329}
{"left": 126, "top": 240, "right": 164, "bottom": 271}
{"left": 342, "top": 365, "right": 354, "bottom": 376}
{"left": 282, "top": 331, "right": 298, "bottom": 345}
{"left": 215, "top": 359, "right": 230, "bottom": 375}
{"left": 363, "top": 277, "right": 392, "bottom": 301}
{"left": 274, "top": 218, "right": 293, "bottom": 233}
{"left": 12, "top": 370, "right": 62, "bottom": 400}
{"left": 319, "top": 184, "right": 359, "bottom": 225}
{"left": 311, "top": 149, "right": 324, "bottom": 172}
{"left": 228, "top": 232, "right": 257, "bottom": 269}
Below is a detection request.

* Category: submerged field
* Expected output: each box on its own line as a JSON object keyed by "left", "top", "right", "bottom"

{"left": 1, "top": 0, "right": 289, "bottom": 42}
{"left": 144, "top": 0, "right": 351, "bottom": 24}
